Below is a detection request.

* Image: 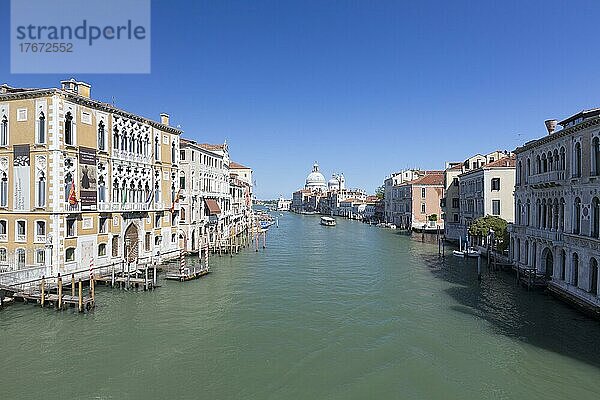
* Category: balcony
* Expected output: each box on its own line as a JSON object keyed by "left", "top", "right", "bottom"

{"left": 528, "top": 170, "right": 566, "bottom": 188}
{"left": 62, "top": 203, "right": 81, "bottom": 213}
{"left": 563, "top": 232, "right": 600, "bottom": 248}
{"left": 98, "top": 202, "right": 159, "bottom": 212}
{"left": 524, "top": 226, "right": 564, "bottom": 243}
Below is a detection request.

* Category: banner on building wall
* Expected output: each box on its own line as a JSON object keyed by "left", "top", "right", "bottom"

{"left": 79, "top": 147, "right": 97, "bottom": 210}
{"left": 13, "top": 144, "right": 30, "bottom": 211}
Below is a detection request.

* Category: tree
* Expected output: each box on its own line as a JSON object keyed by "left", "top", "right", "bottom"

{"left": 468, "top": 215, "right": 509, "bottom": 251}
{"left": 375, "top": 185, "right": 385, "bottom": 199}
{"left": 428, "top": 214, "right": 438, "bottom": 221}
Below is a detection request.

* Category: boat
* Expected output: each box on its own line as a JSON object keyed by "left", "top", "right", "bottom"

{"left": 260, "top": 220, "right": 275, "bottom": 229}
{"left": 320, "top": 216, "right": 336, "bottom": 226}
{"left": 452, "top": 248, "right": 480, "bottom": 258}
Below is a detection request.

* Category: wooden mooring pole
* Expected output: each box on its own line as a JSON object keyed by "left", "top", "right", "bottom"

{"left": 40, "top": 276, "right": 45, "bottom": 308}
{"left": 78, "top": 279, "right": 83, "bottom": 312}
{"left": 71, "top": 274, "right": 75, "bottom": 297}
{"left": 57, "top": 274, "right": 63, "bottom": 310}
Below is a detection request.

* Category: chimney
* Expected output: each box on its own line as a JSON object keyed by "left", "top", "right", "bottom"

{"left": 60, "top": 78, "right": 91, "bottom": 98}
{"left": 160, "top": 113, "right": 170, "bottom": 126}
{"left": 545, "top": 119, "right": 557, "bottom": 135}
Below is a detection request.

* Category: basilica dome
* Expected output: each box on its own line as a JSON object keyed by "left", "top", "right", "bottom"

{"left": 305, "top": 162, "right": 327, "bottom": 191}
{"left": 328, "top": 175, "right": 340, "bottom": 191}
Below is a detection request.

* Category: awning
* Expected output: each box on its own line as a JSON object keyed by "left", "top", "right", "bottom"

{"left": 205, "top": 199, "right": 221, "bottom": 215}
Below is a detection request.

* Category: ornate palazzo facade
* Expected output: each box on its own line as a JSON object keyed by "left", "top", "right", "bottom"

{"left": 0, "top": 79, "right": 182, "bottom": 282}
{"left": 510, "top": 111, "right": 600, "bottom": 311}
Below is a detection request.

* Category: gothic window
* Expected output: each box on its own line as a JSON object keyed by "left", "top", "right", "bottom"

{"left": 590, "top": 258, "right": 599, "bottom": 296}
{"left": 154, "top": 136, "right": 160, "bottom": 161}
{"left": 65, "top": 112, "right": 74, "bottom": 145}
{"left": 560, "top": 147, "right": 566, "bottom": 170}
{"left": 573, "top": 197, "right": 581, "bottom": 234}
{"left": 574, "top": 142, "right": 582, "bottom": 177}
{"left": 98, "top": 176, "right": 106, "bottom": 203}
{"left": 572, "top": 253, "right": 579, "bottom": 287}
{"left": 113, "top": 127, "right": 119, "bottom": 151}
{"left": 37, "top": 173, "right": 46, "bottom": 207}
{"left": 65, "top": 172, "right": 73, "bottom": 201}
{"left": 592, "top": 197, "right": 600, "bottom": 239}
{"left": 593, "top": 137, "right": 600, "bottom": 176}
{"left": 37, "top": 112, "right": 46, "bottom": 144}
{"left": 98, "top": 121, "right": 105, "bottom": 151}
{"left": 171, "top": 141, "right": 176, "bottom": 164}
{"left": 0, "top": 115, "right": 7, "bottom": 146}
{"left": 0, "top": 172, "right": 7, "bottom": 207}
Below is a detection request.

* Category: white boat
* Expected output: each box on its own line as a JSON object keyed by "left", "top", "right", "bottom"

{"left": 320, "top": 216, "right": 336, "bottom": 226}
{"left": 453, "top": 248, "right": 480, "bottom": 258}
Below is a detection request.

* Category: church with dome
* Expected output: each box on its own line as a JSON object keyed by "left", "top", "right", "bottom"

{"left": 292, "top": 162, "right": 369, "bottom": 217}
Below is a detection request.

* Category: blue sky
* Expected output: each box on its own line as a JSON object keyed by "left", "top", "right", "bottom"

{"left": 2, "top": 0, "right": 600, "bottom": 198}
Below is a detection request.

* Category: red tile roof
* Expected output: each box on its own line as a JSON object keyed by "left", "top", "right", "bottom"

{"left": 410, "top": 173, "right": 444, "bottom": 186}
{"left": 198, "top": 143, "right": 225, "bottom": 151}
{"left": 484, "top": 156, "right": 516, "bottom": 168}
{"left": 230, "top": 161, "right": 250, "bottom": 169}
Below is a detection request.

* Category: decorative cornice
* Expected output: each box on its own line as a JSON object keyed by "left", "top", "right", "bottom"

{"left": 0, "top": 88, "right": 183, "bottom": 135}
{"left": 515, "top": 117, "right": 600, "bottom": 154}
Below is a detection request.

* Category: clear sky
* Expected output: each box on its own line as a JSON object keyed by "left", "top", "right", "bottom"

{"left": 2, "top": 0, "right": 600, "bottom": 199}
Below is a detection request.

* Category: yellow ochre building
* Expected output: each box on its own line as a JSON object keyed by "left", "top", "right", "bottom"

{"left": 0, "top": 79, "right": 182, "bottom": 282}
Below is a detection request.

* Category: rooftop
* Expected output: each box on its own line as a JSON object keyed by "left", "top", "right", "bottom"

{"left": 230, "top": 161, "right": 250, "bottom": 169}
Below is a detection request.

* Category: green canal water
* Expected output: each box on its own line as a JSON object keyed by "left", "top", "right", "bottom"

{"left": 1, "top": 213, "right": 599, "bottom": 399}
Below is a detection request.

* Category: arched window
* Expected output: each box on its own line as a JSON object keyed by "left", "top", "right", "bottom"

{"left": 553, "top": 149, "right": 559, "bottom": 171}
{"left": 590, "top": 258, "right": 598, "bottom": 296}
{"left": 64, "top": 172, "right": 73, "bottom": 202}
{"left": 593, "top": 137, "right": 600, "bottom": 176}
{"left": 97, "top": 121, "right": 105, "bottom": 151}
{"left": 516, "top": 238, "right": 521, "bottom": 262}
{"left": 559, "top": 198, "right": 565, "bottom": 231}
{"left": 541, "top": 199, "right": 547, "bottom": 229}
{"left": 37, "top": 173, "right": 46, "bottom": 207}
{"left": 593, "top": 197, "right": 600, "bottom": 239}
{"left": 65, "top": 247, "right": 75, "bottom": 262}
{"left": 526, "top": 158, "right": 531, "bottom": 179}
{"left": 64, "top": 112, "right": 73, "bottom": 145}
{"left": 547, "top": 151, "right": 553, "bottom": 171}
{"left": 37, "top": 112, "right": 45, "bottom": 144}
{"left": 517, "top": 161, "right": 522, "bottom": 185}
{"left": 0, "top": 172, "right": 7, "bottom": 207}
{"left": 524, "top": 240, "right": 529, "bottom": 266}
{"left": 113, "top": 127, "right": 119, "bottom": 151}
{"left": 171, "top": 141, "right": 176, "bottom": 164}
{"left": 542, "top": 153, "right": 547, "bottom": 173}
{"left": 121, "top": 133, "right": 127, "bottom": 152}
{"left": 16, "top": 248, "right": 25, "bottom": 268}
{"left": 180, "top": 206, "right": 186, "bottom": 222}
{"left": 560, "top": 147, "right": 566, "bottom": 170}
{"left": 154, "top": 137, "right": 160, "bottom": 161}
{"left": 560, "top": 250, "right": 566, "bottom": 280}
{"left": 526, "top": 199, "right": 531, "bottom": 226}
{"left": 516, "top": 199, "right": 522, "bottom": 224}
{"left": 573, "top": 197, "right": 581, "bottom": 234}
{"left": 574, "top": 142, "right": 582, "bottom": 177}
{"left": 0, "top": 115, "right": 7, "bottom": 146}
{"left": 98, "top": 176, "right": 106, "bottom": 203}
{"left": 536, "top": 155, "right": 541, "bottom": 173}
{"left": 572, "top": 253, "right": 579, "bottom": 287}
{"left": 113, "top": 179, "right": 119, "bottom": 203}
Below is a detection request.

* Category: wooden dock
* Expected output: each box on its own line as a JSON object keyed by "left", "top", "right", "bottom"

{"left": 165, "top": 268, "right": 210, "bottom": 282}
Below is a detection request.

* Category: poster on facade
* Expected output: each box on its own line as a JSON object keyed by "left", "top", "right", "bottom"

{"left": 79, "top": 147, "right": 97, "bottom": 210}
{"left": 13, "top": 144, "right": 30, "bottom": 211}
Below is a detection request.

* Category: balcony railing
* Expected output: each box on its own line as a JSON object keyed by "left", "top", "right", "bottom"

{"left": 524, "top": 226, "right": 563, "bottom": 242}
{"left": 563, "top": 232, "right": 600, "bottom": 248}
{"left": 62, "top": 203, "right": 81, "bottom": 213}
{"left": 528, "top": 170, "right": 566, "bottom": 186}
{"left": 0, "top": 233, "right": 6, "bottom": 241}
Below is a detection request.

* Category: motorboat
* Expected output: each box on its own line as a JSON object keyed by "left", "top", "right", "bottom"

{"left": 320, "top": 216, "right": 336, "bottom": 226}
{"left": 452, "top": 248, "right": 480, "bottom": 258}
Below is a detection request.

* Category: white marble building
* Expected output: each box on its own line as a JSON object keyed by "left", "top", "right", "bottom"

{"left": 510, "top": 111, "right": 600, "bottom": 313}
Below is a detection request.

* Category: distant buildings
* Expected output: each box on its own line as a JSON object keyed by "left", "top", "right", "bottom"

{"left": 511, "top": 110, "right": 600, "bottom": 312}
{"left": 291, "top": 162, "right": 376, "bottom": 220}
{"left": 277, "top": 196, "right": 292, "bottom": 211}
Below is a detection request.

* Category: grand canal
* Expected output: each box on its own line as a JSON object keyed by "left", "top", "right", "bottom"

{"left": 1, "top": 212, "right": 599, "bottom": 399}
